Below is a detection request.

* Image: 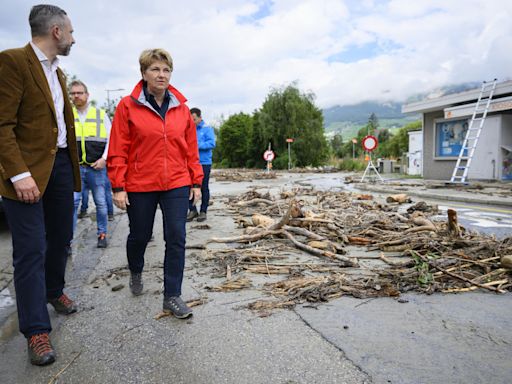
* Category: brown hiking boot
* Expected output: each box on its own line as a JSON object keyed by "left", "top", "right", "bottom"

{"left": 48, "top": 293, "right": 77, "bottom": 315}
{"left": 187, "top": 210, "right": 199, "bottom": 222}
{"left": 27, "top": 333, "right": 56, "bottom": 366}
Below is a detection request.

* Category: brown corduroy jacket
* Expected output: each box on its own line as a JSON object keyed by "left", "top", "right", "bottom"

{"left": 0, "top": 43, "right": 81, "bottom": 200}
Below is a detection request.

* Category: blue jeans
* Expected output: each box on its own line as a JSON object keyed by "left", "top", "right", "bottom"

{"left": 3, "top": 149, "right": 74, "bottom": 337}
{"left": 73, "top": 166, "right": 108, "bottom": 236}
{"left": 189, "top": 164, "right": 211, "bottom": 213}
{"left": 81, "top": 171, "right": 113, "bottom": 216}
{"left": 104, "top": 172, "right": 113, "bottom": 216}
{"left": 126, "top": 186, "right": 189, "bottom": 297}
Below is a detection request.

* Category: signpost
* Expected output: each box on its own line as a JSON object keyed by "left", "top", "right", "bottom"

{"left": 360, "top": 135, "right": 383, "bottom": 182}
{"left": 286, "top": 138, "right": 294, "bottom": 170}
{"left": 263, "top": 143, "right": 275, "bottom": 173}
{"left": 351, "top": 138, "right": 357, "bottom": 158}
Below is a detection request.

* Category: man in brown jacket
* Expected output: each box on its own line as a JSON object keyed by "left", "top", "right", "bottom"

{"left": 0, "top": 4, "right": 81, "bottom": 366}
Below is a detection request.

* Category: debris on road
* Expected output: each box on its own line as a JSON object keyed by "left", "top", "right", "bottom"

{"left": 213, "top": 169, "right": 278, "bottom": 182}
{"left": 196, "top": 187, "right": 512, "bottom": 314}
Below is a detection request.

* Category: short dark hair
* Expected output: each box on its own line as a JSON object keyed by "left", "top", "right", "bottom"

{"left": 29, "top": 4, "right": 67, "bottom": 38}
{"left": 190, "top": 108, "right": 201, "bottom": 117}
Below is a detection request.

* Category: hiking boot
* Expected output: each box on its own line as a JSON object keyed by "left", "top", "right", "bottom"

{"left": 27, "top": 333, "right": 56, "bottom": 366}
{"left": 186, "top": 210, "right": 198, "bottom": 222}
{"left": 197, "top": 212, "right": 207, "bottom": 222}
{"left": 129, "top": 272, "right": 143, "bottom": 296}
{"left": 97, "top": 233, "right": 107, "bottom": 248}
{"left": 108, "top": 214, "right": 114, "bottom": 221}
{"left": 163, "top": 296, "right": 193, "bottom": 319}
{"left": 78, "top": 211, "right": 87, "bottom": 219}
{"left": 48, "top": 293, "right": 77, "bottom": 315}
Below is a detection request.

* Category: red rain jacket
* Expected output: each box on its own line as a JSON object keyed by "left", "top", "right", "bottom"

{"left": 107, "top": 81, "right": 203, "bottom": 192}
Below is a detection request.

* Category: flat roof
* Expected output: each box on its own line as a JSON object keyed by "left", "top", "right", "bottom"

{"left": 402, "top": 80, "right": 512, "bottom": 114}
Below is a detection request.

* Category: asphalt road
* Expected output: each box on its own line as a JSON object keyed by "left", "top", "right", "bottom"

{"left": 0, "top": 172, "right": 511, "bottom": 384}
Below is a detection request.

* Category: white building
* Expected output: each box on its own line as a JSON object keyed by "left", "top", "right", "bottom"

{"left": 402, "top": 80, "right": 512, "bottom": 181}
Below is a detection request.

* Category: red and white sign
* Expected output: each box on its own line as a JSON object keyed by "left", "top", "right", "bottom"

{"left": 286, "top": 138, "right": 294, "bottom": 143}
{"left": 263, "top": 150, "right": 275, "bottom": 162}
{"left": 362, "top": 135, "right": 378, "bottom": 152}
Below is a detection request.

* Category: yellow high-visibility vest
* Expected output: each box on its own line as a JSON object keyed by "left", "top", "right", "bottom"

{"left": 73, "top": 106, "right": 107, "bottom": 165}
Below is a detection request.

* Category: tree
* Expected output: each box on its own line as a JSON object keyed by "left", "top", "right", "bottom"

{"left": 216, "top": 112, "right": 253, "bottom": 167}
{"left": 330, "top": 134, "right": 344, "bottom": 157}
{"left": 384, "top": 120, "right": 422, "bottom": 158}
{"left": 254, "top": 83, "right": 329, "bottom": 168}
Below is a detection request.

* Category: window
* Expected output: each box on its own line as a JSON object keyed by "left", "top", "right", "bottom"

{"left": 434, "top": 118, "right": 469, "bottom": 158}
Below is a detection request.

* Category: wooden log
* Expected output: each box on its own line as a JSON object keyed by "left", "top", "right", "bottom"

{"left": 386, "top": 194, "right": 411, "bottom": 204}
{"left": 207, "top": 229, "right": 282, "bottom": 244}
{"left": 347, "top": 236, "right": 373, "bottom": 245}
{"left": 281, "top": 230, "right": 358, "bottom": 267}
{"left": 501, "top": 255, "right": 512, "bottom": 269}
{"left": 252, "top": 213, "right": 274, "bottom": 228}
{"left": 282, "top": 225, "right": 326, "bottom": 241}
{"left": 236, "top": 198, "right": 274, "bottom": 207}
{"left": 447, "top": 209, "right": 461, "bottom": 238}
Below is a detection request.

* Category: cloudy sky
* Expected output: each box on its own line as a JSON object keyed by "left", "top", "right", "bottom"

{"left": 1, "top": 0, "right": 511, "bottom": 123}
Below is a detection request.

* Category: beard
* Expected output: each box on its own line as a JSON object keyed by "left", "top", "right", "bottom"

{"left": 57, "top": 39, "right": 73, "bottom": 56}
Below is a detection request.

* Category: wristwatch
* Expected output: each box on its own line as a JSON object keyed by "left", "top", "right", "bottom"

{"left": 192, "top": 184, "right": 201, "bottom": 188}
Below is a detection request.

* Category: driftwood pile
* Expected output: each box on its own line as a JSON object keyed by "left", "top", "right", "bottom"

{"left": 213, "top": 169, "right": 277, "bottom": 182}
{"left": 200, "top": 187, "right": 512, "bottom": 313}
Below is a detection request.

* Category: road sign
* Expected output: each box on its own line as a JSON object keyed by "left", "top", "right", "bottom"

{"left": 362, "top": 135, "right": 378, "bottom": 152}
{"left": 263, "top": 150, "right": 275, "bottom": 162}
{"left": 286, "top": 138, "right": 294, "bottom": 143}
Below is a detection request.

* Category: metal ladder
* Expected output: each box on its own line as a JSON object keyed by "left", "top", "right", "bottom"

{"left": 450, "top": 78, "right": 498, "bottom": 183}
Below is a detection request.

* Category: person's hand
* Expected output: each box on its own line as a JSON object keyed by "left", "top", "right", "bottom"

{"left": 91, "top": 158, "right": 106, "bottom": 170}
{"left": 13, "top": 176, "right": 40, "bottom": 204}
{"left": 113, "top": 191, "right": 130, "bottom": 210}
{"left": 190, "top": 187, "right": 201, "bottom": 205}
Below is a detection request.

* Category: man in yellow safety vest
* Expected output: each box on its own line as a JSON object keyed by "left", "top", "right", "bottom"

{"left": 70, "top": 80, "right": 111, "bottom": 248}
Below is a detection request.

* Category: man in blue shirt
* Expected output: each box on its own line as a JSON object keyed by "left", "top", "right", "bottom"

{"left": 187, "top": 108, "right": 215, "bottom": 222}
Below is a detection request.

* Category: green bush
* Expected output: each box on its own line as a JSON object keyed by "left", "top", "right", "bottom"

{"left": 337, "top": 158, "right": 366, "bottom": 171}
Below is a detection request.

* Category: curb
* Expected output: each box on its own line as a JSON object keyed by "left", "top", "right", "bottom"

{"left": 355, "top": 184, "right": 512, "bottom": 208}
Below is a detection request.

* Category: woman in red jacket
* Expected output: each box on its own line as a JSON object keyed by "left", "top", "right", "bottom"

{"left": 107, "top": 48, "right": 203, "bottom": 319}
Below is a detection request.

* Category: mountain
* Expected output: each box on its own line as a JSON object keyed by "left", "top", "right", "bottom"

{"left": 322, "top": 101, "right": 418, "bottom": 138}
{"left": 322, "top": 82, "right": 482, "bottom": 139}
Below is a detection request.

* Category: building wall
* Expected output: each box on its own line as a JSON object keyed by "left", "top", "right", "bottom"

{"left": 423, "top": 111, "right": 448, "bottom": 180}
{"left": 423, "top": 112, "right": 504, "bottom": 180}
{"left": 501, "top": 114, "right": 512, "bottom": 180}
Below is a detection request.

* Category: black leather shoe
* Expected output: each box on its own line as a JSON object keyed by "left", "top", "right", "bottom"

{"left": 27, "top": 333, "right": 56, "bottom": 366}
{"left": 48, "top": 293, "right": 77, "bottom": 315}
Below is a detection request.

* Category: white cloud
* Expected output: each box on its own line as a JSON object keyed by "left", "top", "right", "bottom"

{"left": 1, "top": 0, "right": 511, "bottom": 123}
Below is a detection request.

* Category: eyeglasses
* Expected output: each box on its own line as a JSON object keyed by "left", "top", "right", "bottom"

{"left": 70, "top": 92, "right": 85, "bottom": 96}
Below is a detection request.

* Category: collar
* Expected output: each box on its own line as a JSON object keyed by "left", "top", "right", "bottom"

{"left": 142, "top": 82, "right": 170, "bottom": 103}
{"left": 29, "top": 41, "right": 59, "bottom": 68}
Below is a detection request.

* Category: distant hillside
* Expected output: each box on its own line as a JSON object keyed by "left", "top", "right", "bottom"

{"left": 322, "top": 81, "right": 482, "bottom": 139}
{"left": 322, "top": 101, "right": 419, "bottom": 138}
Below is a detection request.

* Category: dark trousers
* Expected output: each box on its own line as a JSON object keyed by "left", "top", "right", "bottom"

{"left": 3, "top": 149, "right": 74, "bottom": 337}
{"left": 189, "top": 164, "right": 211, "bottom": 213}
{"left": 126, "top": 186, "right": 189, "bottom": 297}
